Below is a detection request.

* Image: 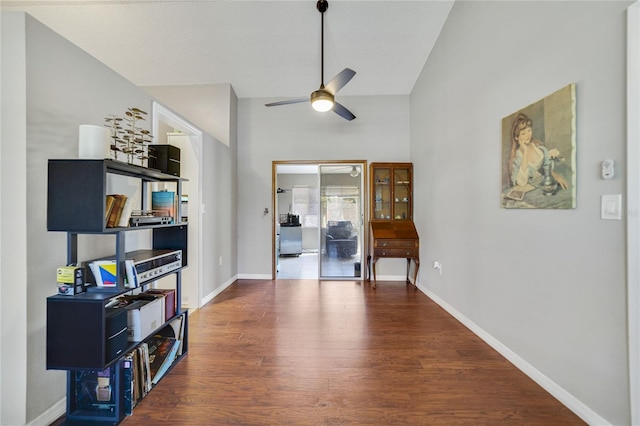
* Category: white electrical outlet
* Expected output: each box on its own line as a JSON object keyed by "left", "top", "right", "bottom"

{"left": 433, "top": 261, "right": 442, "bottom": 275}
{"left": 219, "top": 256, "right": 223, "bottom": 266}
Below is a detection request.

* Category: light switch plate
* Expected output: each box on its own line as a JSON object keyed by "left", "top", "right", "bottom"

{"left": 601, "top": 194, "right": 622, "bottom": 220}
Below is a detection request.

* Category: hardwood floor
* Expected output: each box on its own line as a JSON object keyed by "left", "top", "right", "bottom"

{"left": 117, "top": 279, "right": 584, "bottom": 425}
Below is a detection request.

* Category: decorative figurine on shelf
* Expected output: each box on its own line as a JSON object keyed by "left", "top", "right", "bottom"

{"left": 105, "top": 107, "right": 153, "bottom": 166}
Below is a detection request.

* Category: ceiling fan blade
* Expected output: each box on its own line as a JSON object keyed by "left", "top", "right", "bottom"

{"left": 325, "top": 68, "right": 356, "bottom": 95}
{"left": 265, "top": 98, "right": 308, "bottom": 107}
{"left": 332, "top": 102, "right": 356, "bottom": 121}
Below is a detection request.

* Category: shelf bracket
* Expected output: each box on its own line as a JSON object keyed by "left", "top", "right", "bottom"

{"left": 67, "top": 233, "right": 78, "bottom": 265}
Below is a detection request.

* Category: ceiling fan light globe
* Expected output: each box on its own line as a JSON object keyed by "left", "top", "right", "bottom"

{"left": 312, "top": 100, "right": 333, "bottom": 112}
{"left": 310, "top": 90, "right": 334, "bottom": 112}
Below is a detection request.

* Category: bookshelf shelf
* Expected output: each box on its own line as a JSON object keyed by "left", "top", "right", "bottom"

{"left": 46, "top": 159, "right": 189, "bottom": 425}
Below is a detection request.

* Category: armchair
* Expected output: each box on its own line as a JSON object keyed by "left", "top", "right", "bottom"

{"left": 325, "top": 221, "right": 358, "bottom": 258}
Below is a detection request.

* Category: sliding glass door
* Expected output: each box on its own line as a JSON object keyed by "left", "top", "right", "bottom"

{"left": 319, "top": 164, "right": 364, "bottom": 279}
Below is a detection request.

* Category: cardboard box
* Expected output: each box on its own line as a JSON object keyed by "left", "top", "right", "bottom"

{"left": 126, "top": 297, "right": 164, "bottom": 342}
{"left": 145, "top": 289, "right": 176, "bottom": 320}
{"left": 57, "top": 266, "right": 84, "bottom": 285}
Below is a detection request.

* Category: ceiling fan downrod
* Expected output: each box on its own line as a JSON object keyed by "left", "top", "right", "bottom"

{"left": 317, "top": 0, "right": 328, "bottom": 87}
{"left": 264, "top": 0, "right": 356, "bottom": 121}
{"left": 310, "top": 0, "right": 334, "bottom": 112}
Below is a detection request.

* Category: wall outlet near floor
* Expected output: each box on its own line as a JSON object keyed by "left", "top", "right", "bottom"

{"left": 219, "top": 256, "right": 223, "bottom": 266}
{"left": 433, "top": 261, "right": 442, "bottom": 275}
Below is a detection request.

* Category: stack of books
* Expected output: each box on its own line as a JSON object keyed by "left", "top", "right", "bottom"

{"left": 105, "top": 194, "right": 134, "bottom": 228}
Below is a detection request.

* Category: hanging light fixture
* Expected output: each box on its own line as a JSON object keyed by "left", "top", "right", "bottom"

{"left": 264, "top": 0, "right": 356, "bottom": 120}
{"left": 311, "top": 89, "right": 334, "bottom": 112}
{"left": 350, "top": 166, "right": 359, "bottom": 177}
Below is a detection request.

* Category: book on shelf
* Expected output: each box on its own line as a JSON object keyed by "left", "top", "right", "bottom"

{"left": 112, "top": 194, "right": 127, "bottom": 227}
{"left": 123, "top": 339, "right": 164, "bottom": 411}
{"left": 136, "top": 343, "right": 151, "bottom": 397}
{"left": 122, "top": 355, "right": 134, "bottom": 416}
{"left": 117, "top": 197, "right": 134, "bottom": 227}
{"left": 130, "top": 349, "right": 141, "bottom": 407}
{"left": 105, "top": 195, "right": 116, "bottom": 225}
{"left": 145, "top": 288, "right": 176, "bottom": 319}
{"left": 156, "top": 314, "right": 186, "bottom": 356}
{"left": 87, "top": 259, "right": 138, "bottom": 288}
{"left": 151, "top": 191, "right": 176, "bottom": 223}
{"left": 88, "top": 260, "right": 117, "bottom": 287}
{"left": 124, "top": 259, "right": 139, "bottom": 288}
{"left": 106, "top": 194, "right": 127, "bottom": 228}
{"left": 146, "top": 335, "right": 180, "bottom": 385}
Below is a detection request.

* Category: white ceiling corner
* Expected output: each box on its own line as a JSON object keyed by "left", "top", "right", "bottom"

{"left": 2, "top": 0, "right": 454, "bottom": 127}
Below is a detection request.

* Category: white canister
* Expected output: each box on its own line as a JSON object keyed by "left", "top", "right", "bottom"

{"left": 78, "top": 125, "right": 111, "bottom": 159}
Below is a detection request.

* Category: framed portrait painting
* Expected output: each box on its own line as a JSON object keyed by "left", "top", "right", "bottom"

{"left": 501, "top": 84, "right": 576, "bottom": 209}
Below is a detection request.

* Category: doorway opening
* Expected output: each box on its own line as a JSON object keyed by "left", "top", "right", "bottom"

{"left": 152, "top": 102, "right": 204, "bottom": 310}
{"left": 273, "top": 161, "right": 367, "bottom": 280}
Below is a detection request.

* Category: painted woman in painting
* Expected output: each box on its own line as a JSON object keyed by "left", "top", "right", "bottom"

{"left": 507, "top": 112, "right": 569, "bottom": 191}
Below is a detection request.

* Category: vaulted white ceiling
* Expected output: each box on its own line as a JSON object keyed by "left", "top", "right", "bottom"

{"left": 2, "top": 0, "right": 454, "bottom": 99}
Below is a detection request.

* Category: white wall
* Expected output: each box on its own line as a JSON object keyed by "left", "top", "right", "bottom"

{"left": 149, "top": 84, "right": 239, "bottom": 303}
{"left": 1, "top": 12, "right": 28, "bottom": 426}
{"left": 3, "top": 1, "right": 632, "bottom": 423}
{"left": 201, "top": 87, "right": 238, "bottom": 300}
{"left": 0, "top": 12, "right": 237, "bottom": 424}
{"left": 149, "top": 90, "right": 239, "bottom": 305}
{"left": 410, "top": 1, "right": 631, "bottom": 424}
{"left": 21, "top": 13, "right": 159, "bottom": 423}
{"left": 627, "top": 4, "right": 640, "bottom": 422}
{"left": 144, "top": 84, "right": 233, "bottom": 147}
{"left": 237, "top": 96, "right": 411, "bottom": 278}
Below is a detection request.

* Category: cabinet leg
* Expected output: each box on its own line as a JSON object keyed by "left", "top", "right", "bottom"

{"left": 412, "top": 258, "right": 420, "bottom": 290}
{"left": 371, "top": 257, "right": 378, "bottom": 288}
{"left": 366, "top": 255, "right": 371, "bottom": 281}
{"left": 406, "top": 258, "right": 411, "bottom": 283}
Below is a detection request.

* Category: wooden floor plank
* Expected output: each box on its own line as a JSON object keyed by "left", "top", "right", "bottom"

{"left": 79, "top": 279, "right": 585, "bottom": 425}
{"left": 120, "top": 280, "right": 584, "bottom": 425}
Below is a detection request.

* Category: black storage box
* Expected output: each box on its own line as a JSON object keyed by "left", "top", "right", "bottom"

{"left": 105, "top": 308, "right": 128, "bottom": 362}
{"left": 148, "top": 144, "right": 180, "bottom": 177}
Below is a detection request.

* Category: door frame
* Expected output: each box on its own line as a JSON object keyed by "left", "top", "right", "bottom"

{"left": 627, "top": 2, "right": 640, "bottom": 423}
{"left": 272, "top": 160, "right": 368, "bottom": 280}
{"left": 152, "top": 101, "right": 204, "bottom": 309}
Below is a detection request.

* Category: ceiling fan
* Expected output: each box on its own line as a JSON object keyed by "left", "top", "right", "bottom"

{"left": 265, "top": 0, "right": 356, "bottom": 121}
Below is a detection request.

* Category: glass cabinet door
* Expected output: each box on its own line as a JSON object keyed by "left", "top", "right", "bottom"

{"left": 370, "top": 163, "right": 413, "bottom": 222}
{"left": 372, "top": 167, "right": 391, "bottom": 220}
{"left": 393, "top": 167, "right": 411, "bottom": 220}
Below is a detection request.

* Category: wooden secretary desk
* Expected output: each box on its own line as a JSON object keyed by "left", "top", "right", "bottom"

{"left": 367, "top": 162, "right": 420, "bottom": 288}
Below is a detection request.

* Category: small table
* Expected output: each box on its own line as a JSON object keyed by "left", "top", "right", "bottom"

{"left": 367, "top": 221, "right": 420, "bottom": 289}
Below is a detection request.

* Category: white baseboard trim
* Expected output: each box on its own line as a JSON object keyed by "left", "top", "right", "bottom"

{"left": 371, "top": 274, "right": 408, "bottom": 282}
{"left": 417, "top": 283, "right": 609, "bottom": 426}
{"left": 236, "top": 274, "right": 406, "bottom": 281}
{"left": 237, "top": 273, "right": 273, "bottom": 280}
{"left": 28, "top": 397, "right": 65, "bottom": 426}
{"left": 201, "top": 275, "right": 237, "bottom": 306}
